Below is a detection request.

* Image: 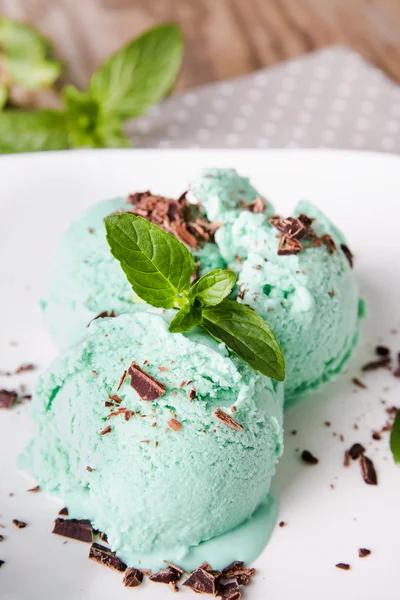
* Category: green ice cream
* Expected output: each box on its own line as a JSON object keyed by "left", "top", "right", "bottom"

{"left": 23, "top": 311, "right": 283, "bottom": 569}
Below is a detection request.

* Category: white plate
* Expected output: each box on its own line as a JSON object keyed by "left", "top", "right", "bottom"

{"left": 1, "top": 149, "right": 399, "bottom": 600}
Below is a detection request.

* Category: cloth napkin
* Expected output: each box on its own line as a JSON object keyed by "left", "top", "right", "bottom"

{"left": 127, "top": 46, "right": 400, "bottom": 153}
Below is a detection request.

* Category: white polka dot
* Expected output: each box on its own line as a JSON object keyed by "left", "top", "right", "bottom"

{"left": 213, "top": 98, "right": 227, "bottom": 111}
{"left": 293, "top": 126, "right": 306, "bottom": 139}
{"left": 263, "top": 122, "right": 276, "bottom": 135}
{"left": 269, "top": 107, "right": 283, "bottom": 120}
{"left": 219, "top": 82, "right": 234, "bottom": 96}
{"left": 175, "top": 109, "right": 190, "bottom": 122}
{"left": 310, "top": 81, "right": 324, "bottom": 94}
{"left": 276, "top": 92, "right": 290, "bottom": 106}
{"left": 337, "top": 83, "right": 352, "bottom": 97}
{"left": 327, "top": 114, "right": 341, "bottom": 128}
{"left": 248, "top": 88, "right": 262, "bottom": 101}
{"left": 315, "top": 65, "right": 329, "bottom": 79}
{"left": 287, "top": 62, "right": 303, "bottom": 75}
{"left": 386, "top": 120, "right": 399, "bottom": 134}
{"left": 167, "top": 124, "right": 181, "bottom": 137}
{"left": 254, "top": 73, "right": 269, "bottom": 87}
{"left": 305, "top": 96, "right": 318, "bottom": 109}
{"left": 351, "top": 134, "right": 365, "bottom": 147}
{"left": 286, "top": 140, "right": 300, "bottom": 148}
{"left": 331, "top": 99, "right": 347, "bottom": 112}
{"left": 356, "top": 117, "right": 370, "bottom": 131}
{"left": 183, "top": 93, "right": 198, "bottom": 106}
{"left": 366, "top": 85, "right": 379, "bottom": 98}
{"left": 361, "top": 101, "right": 375, "bottom": 115}
{"left": 157, "top": 139, "right": 171, "bottom": 148}
{"left": 234, "top": 118, "right": 247, "bottom": 131}
{"left": 282, "top": 77, "right": 297, "bottom": 91}
{"left": 381, "top": 137, "right": 396, "bottom": 151}
{"left": 204, "top": 113, "right": 218, "bottom": 127}
{"left": 298, "top": 110, "right": 312, "bottom": 124}
{"left": 196, "top": 129, "right": 211, "bottom": 142}
{"left": 241, "top": 104, "right": 254, "bottom": 116}
{"left": 226, "top": 133, "right": 240, "bottom": 146}
{"left": 343, "top": 68, "right": 358, "bottom": 82}
{"left": 322, "top": 130, "right": 336, "bottom": 143}
{"left": 256, "top": 138, "right": 271, "bottom": 148}
{"left": 135, "top": 118, "right": 152, "bottom": 133}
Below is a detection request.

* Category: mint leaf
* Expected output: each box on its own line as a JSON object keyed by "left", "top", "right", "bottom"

{"left": 190, "top": 269, "right": 236, "bottom": 307}
{"left": 202, "top": 299, "right": 285, "bottom": 381}
{"left": 90, "top": 24, "right": 183, "bottom": 120}
{"left": 169, "top": 302, "right": 202, "bottom": 333}
{"left": 390, "top": 412, "right": 400, "bottom": 464}
{"left": 105, "top": 213, "right": 194, "bottom": 308}
{"left": 0, "top": 110, "right": 68, "bottom": 154}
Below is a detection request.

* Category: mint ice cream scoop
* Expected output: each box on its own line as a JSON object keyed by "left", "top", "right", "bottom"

{"left": 22, "top": 311, "right": 283, "bottom": 570}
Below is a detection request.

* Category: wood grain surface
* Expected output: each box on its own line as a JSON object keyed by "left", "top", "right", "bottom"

{"left": 1, "top": 0, "right": 400, "bottom": 92}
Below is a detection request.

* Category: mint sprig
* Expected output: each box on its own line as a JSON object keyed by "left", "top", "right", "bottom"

{"left": 105, "top": 213, "right": 285, "bottom": 381}
{"left": 390, "top": 412, "right": 400, "bottom": 464}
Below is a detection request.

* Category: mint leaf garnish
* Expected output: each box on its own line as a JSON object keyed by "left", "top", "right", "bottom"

{"left": 105, "top": 213, "right": 194, "bottom": 309}
{"left": 169, "top": 302, "right": 202, "bottom": 333}
{"left": 90, "top": 24, "right": 183, "bottom": 120}
{"left": 390, "top": 412, "right": 400, "bottom": 464}
{"left": 202, "top": 299, "right": 285, "bottom": 381}
{"left": 189, "top": 269, "right": 236, "bottom": 306}
{"left": 0, "top": 110, "right": 68, "bottom": 153}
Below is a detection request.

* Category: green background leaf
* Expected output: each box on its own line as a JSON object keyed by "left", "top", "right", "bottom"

{"left": 202, "top": 298, "right": 285, "bottom": 381}
{"left": 190, "top": 269, "right": 236, "bottom": 306}
{"left": 169, "top": 302, "right": 202, "bottom": 333}
{"left": 90, "top": 23, "right": 183, "bottom": 120}
{"left": 390, "top": 412, "right": 400, "bottom": 464}
{"left": 105, "top": 213, "right": 194, "bottom": 308}
{"left": 0, "top": 110, "right": 68, "bottom": 154}
{"left": 0, "top": 84, "right": 7, "bottom": 110}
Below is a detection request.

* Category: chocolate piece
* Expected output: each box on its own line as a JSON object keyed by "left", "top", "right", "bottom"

{"left": 219, "top": 582, "right": 241, "bottom": 599}
{"left": 92, "top": 370, "right": 98, "bottom": 377}
{"left": 116, "top": 369, "right": 127, "bottom": 391}
{"left": 394, "top": 352, "right": 400, "bottom": 377}
{"left": 163, "top": 561, "right": 185, "bottom": 574}
{"left": 336, "top": 563, "right": 350, "bottom": 570}
{"left": 297, "top": 213, "right": 314, "bottom": 228}
{"left": 279, "top": 521, "right": 286, "bottom": 528}
{"left": 344, "top": 450, "right": 351, "bottom": 467}
{"left": 362, "top": 358, "right": 391, "bottom": 372}
{"left": 372, "top": 431, "right": 381, "bottom": 441}
{"left": 149, "top": 566, "right": 182, "bottom": 584}
{"left": 301, "top": 450, "right": 319, "bottom": 465}
{"left": 236, "top": 572, "right": 251, "bottom": 586}
{"left": 214, "top": 408, "right": 244, "bottom": 431}
{"left": 246, "top": 197, "right": 265, "bottom": 214}
{"left": 358, "top": 548, "right": 371, "bottom": 558}
{"left": 183, "top": 567, "right": 221, "bottom": 595}
{"left": 328, "top": 290, "right": 335, "bottom": 297}
{"left": 320, "top": 234, "right": 336, "bottom": 254}
{"left": 0, "top": 389, "right": 17, "bottom": 409}
{"left": 340, "top": 244, "right": 353, "bottom": 267}
{"left": 199, "top": 561, "right": 212, "bottom": 571}
{"left": 269, "top": 216, "right": 305, "bottom": 239}
{"left": 0, "top": 560, "right": 4, "bottom": 568}
{"left": 52, "top": 518, "right": 93, "bottom": 543}
{"left": 169, "top": 582, "right": 179, "bottom": 592}
{"left": 86, "top": 466, "right": 94, "bottom": 472}
{"left": 12, "top": 519, "right": 27, "bottom": 529}
{"left": 168, "top": 418, "right": 182, "bottom": 431}
{"left": 222, "top": 562, "right": 245, "bottom": 578}
{"left": 0, "top": 535, "right": 3, "bottom": 542}
{"left": 59, "top": 507, "right": 69, "bottom": 516}
{"left": 348, "top": 443, "right": 365, "bottom": 460}
{"left": 98, "top": 531, "right": 108, "bottom": 543}
{"left": 352, "top": 377, "right": 367, "bottom": 389}
{"left": 129, "top": 361, "right": 166, "bottom": 401}
{"left": 360, "top": 455, "right": 378, "bottom": 485}
{"left": 189, "top": 386, "right": 197, "bottom": 401}
{"left": 277, "top": 235, "right": 302, "bottom": 256}
{"left": 123, "top": 567, "right": 144, "bottom": 587}
{"left": 376, "top": 345, "right": 390, "bottom": 357}
{"left": 100, "top": 426, "right": 112, "bottom": 436}
{"left": 89, "top": 542, "right": 127, "bottom": 571}
{"left": 105, "top": 401, "right": 113, "bottom": 407}
{"left": 324, "top": 421, "right": 331, "bottom": 427}
{"left": 108, "top": 394, "right": 123, "bottom": 404}
{"left": 27, "top": 485, "right": 40, "bottom": 493}
{"left": 91, "top": 310, "right": 117, "bottom": 323}
{"left": 15, "top": 363, "right": 35, "bottom": 374}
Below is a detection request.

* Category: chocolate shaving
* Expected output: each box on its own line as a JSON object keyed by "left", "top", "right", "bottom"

{"left": 199, "top": 561, "right": 212, "bottom": 571}
{"left": 15, "top": 363, "right": 35, "bottom": 374}
{"left": 340, "top": 244, "right": 354, "bottom": 267}
{"left": 349, "top": 443, "right": 365, "bottom": 460}
{"left": 277, "top": 235, "right": 302, "bottom": 256}
{"left": 12, "top": 519, "right": 27, "bottom": 529}
{"left": 0, "top": 389, "right": 17, "bottom": 409}
{"left": 360, "top": 455, "right": 378, "bottom": 485}
{"left": 149, "top": 566, "right": 182, "bottom": 584}
{"left": 344, "top": 450, "right": 351, "bottom": 467}
{"left": 376, "top": 345, "right": 390, "bottom": 357}
{"left": 246, "top": 197, "right": 266, "bottom": 214}
{"left": 0, "top": 560, "right": 4, "bottom": 568}
{"left": 183, "top": 567, "right": 221, "bottom": 595}
{"left": 301, "top": 450, "right": 319, "bottom": 465}
{"left": 168, "top": 418, "right": 182, "bottom": 431}
{"left": 362, "top": 358, "right": 391, "bottom": 372}
{"left": 358, "top": 548, "right": 371, "bottom": 558}
{"left": 128, "top": 361, "right": 166, "bottom": 401}
{"left": 108, "top": 394, "right": 123, "bottom": 404}
{"left": 297, "top": 213, "right": 314, "bottom": 228}
{"left": 236, "top": 572, "right": 251, "bottom": 586}
{"left": 123, "top": 567, "right": 144, "bottom": 587}
{"left": 222, "top": 561, "right": 245, "bottom": 578}
{"left": 89, "top": 542, "right": 127, "bottom": 571}
{"left": 320, "top": 234, "right": 336, "bottom": 254}
{"left": 214, "top": 408, "right": 244, "bottom": 431}
{"left": 352, "top": 377, "right": 367, "bottom": 389}
{"left": 269, "top": 216, "right": 306, "bottom": 239}
{"left": 394, "top": 352, "right": 400, "bottom": 377}
{"left": 59, "top": 507, "right": 69, "bottom": 516}
{"left": 53, "top": 518, "right": 93, "bottom": 543}
{"left": 0, "top": 535, "right": 3, "bottom": 542}
{"left": 336, "top": 563, "right": 351, "bottom": 570}
{"left": 372, "top": 431, "right": 381, "bottom": 441}
{"left": 86, "top": 466, "right": 94, "bottom": 472}
{"left": 89, "top": 311, "right": 116, "bottom": 326}
{"left": 279, "top": 521, "right": 286, "bottom": 528}
{"left": 116, "top": 369, "right": 127, "bottom": 391}
{"left": 98, "top": 531, "right": 108, "bottom": 543}
{"left": 189, "top": 386, "right": 197, "bottom": 401}
{"left": 163, "top": 561, "right": 185, "bottom": 574}
{"left": 100, "top": 425, "right": 112, "bottom": 436}
{"left": 219, "top": 582, "right": 241, "bottom": 599}
{"left": 27, "top": 485, "right": 40, "bottom": 493}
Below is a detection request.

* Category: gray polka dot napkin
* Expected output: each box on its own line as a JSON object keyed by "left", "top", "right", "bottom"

{"left": 126, "top": 46, "right": 400, "bottom": 153}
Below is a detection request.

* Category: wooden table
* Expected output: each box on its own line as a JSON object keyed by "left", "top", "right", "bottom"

{"left": 1, "top": 0, "right": 400, "bottom": 92}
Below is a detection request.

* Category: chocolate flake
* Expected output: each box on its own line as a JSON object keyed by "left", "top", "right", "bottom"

{"left": 349, "top": 443, "right": 365, "bottom": 460}
{"left": 89, "top": 542, "right": 127, "bottom": 571}
{"left": 336, "top": 563, "right": 351, "bottom": 570}
{"left": 98, "top": 531, "right": 108, "bottom": 543}
{"left": 189, "top": 386, "right": 197, "bottom": 401}
{"left": 86, "top": 466, "right": 94, "bottom": 472}
{"left": 219, "top": 582, "right": 241, "bottom": 599}
{"left": 123, "top": 567, "right": 144, "bottom": 587}
{"left": 0, "top": 560, "right": 4, "bottom": 568}
{"left": 198, "top": 561, "right": 212, "bottom": 571}
{"left": 394, "top": 352, "right": 400, "bottom": 377}
{"left": 277, "top": 235, "right": 302, "bottom": 256}
{"left": 59, "top": 507, "right": 69, "bottom": 516}
{"left": 92, "top": 370, "right": 98, "bottom": 377}
{"left": 100, "top": 425, "right": 112, "bottom": 436}
{"left": 53, "top": 518, "right": 93, "bottom": 543}
{"left": 15, "top": 363, "right": 35, "bottom": 374}
{"left": 91, "top": 310, "right": 117, "bottom": 323}
{"left": 222, "top": 561, "right": 244, "bottom": 578}
{"left": 372, "top": 431, "right": 382, "bottom": 441}
{"left": 246, "top": 197, "right": 266, "bottom": 214}
{"left": 108, "top": 394, "right": 123, "bottom": 404}
{"left": 183, "top": 567, "right": 221, "bottom": 595}
{"left": 149, "top": 566, "right": 182, "bottom": 584}
{"left": 269, "top": 216, "right": 306, "bottom": 239}
{"left": 358, "top": 548, "right": 371, "bottom": 558}
{"left": 116, "top": 369, "right": 127, "bottom": 391}
{"left": 169, "top": 582, "right": 179, "bottom": 592}
{"left": 320, "top": 234, "right": 336, "bottom": 254}
{"left": 27, "top": 485, "right": 40, "bottom": 493}
{"left": 236, "top": 572, "right": 251, "bottom": 586}
{"left": 344, "top": 450, "right": 351, "bottom": 467}
{"left": 0, "top": 389, "right": 17, "bottom": 409}
{"left": 163, "top": 561, "right": 185, "bottom": 574}
{"left": 360, "top": 455, "right": 378, "bottom": 485}
{"left": 376, "top": 345, "right": 390, "bottom": 357}
{"left": 129, "top": 361, "right": 166, "bottom": 401}
{"left": 214, "top": 408, "right": 244, "bottom": 431}
{"left": 12, "top": 519, "right": 27, "bottom": 529}
{"left": 352, "top": 377, "right": 367, "bottom": 389}
{"left": 0, "top": 535, "right": 3, "bottom": 542}
{"left": 168, "top": 418, "right": 182, "bottom": 431}
{"left": 301, "top": 450, "right": 319, "bottom": 465}
{"left": 362, "top": 358, "right": 391, "bottom": 372}
{"left": 340, "top": 244, "right": 354, "bottom": 267}
{"left": 279, "top": 521, "right": 286, "bottom": 528}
